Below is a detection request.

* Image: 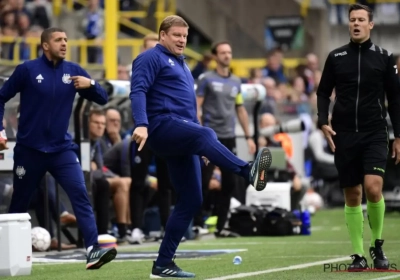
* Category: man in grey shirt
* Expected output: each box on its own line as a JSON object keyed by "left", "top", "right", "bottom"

{"left": 195, "top": 41, "right": 256, "bottom": 237}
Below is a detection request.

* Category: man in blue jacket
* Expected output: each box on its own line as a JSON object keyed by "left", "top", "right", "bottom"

{"left": 0, "top": 27, "right": 116, "bottom": 269}
{"left": 130, "top": 15, "right": 272, "bottom": 278}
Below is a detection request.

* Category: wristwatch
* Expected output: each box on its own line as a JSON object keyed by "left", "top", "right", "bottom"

{"left": 90, "top": 79, "right": 95, "bottom": 87}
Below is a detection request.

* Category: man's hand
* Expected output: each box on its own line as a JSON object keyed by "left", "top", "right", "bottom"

{"left": 392, "top": 138, "right": 400, "bottom": 165}
{"left": 0, "top": 130, "right": 8, "bottom": 151}
{"left": 70, "top": 76, "right": 91, "bottom": 89}
{"left": 132, "top": 126, "right": 148, "bottom": 151}
{"left": 321, "top": 125, "right": 336, "bottom": 152}
{"left": 247, "top": 138, "right": 256, "bottom": 154}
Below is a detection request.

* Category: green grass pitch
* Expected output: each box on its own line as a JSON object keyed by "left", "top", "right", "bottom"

{"left": 3, "top": 208, "right": 400, "bottom": 280}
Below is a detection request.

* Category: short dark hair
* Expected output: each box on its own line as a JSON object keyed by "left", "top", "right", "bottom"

{"left": 211, "top": 41, "right": 231, "bottom": 55}
{"left": 89, "top": 108, "right": 105, "bottom": 119}
{"left": 40, "top": 27, "right": 66, "bottom": 46}
{"left": 348, "top": 3, "right": 373, "bottom": 22}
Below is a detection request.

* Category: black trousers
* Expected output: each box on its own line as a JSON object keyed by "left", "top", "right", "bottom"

{"left": 130, "top": 142, "right": 172, "bottom": 230}
{"left": 195, "top": 137, "right": 238, "bottom": 232}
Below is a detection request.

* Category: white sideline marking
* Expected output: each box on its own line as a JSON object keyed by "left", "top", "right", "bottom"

{"left": 205, "top": 256, "right": 349, "bottom": 280}
{"left": 370, "top": 275, "right": 400, "bottom": 280}
{"left": 193, "top": 241, "right": 400, "bottom": 246}
{"left": 32, "top": 257, "right": 222, "bottom": 265}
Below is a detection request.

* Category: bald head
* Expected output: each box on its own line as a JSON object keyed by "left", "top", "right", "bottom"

{"left": 306, "top": 53, "right": 319, "bottom": 71}
{"left": 105, "top": 109, "right": 121, "bottom": 131}
{"left": 259, "top": 113, "right": 277, "bottom": 128}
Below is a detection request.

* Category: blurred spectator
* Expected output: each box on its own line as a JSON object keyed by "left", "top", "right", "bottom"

{"left": 248, "top": 68, "right": 263, "bottom": 84}
{"left": 258, "top": 113, "right": 306, "bottom": 210}
{"left": 303, "top": 53, "right": 321, "bottom": 95}
{"left": 261, "top": 48, "right": 288, "bottom": 84}
{"left": 191, "top": 52, "right": 212, "bottom": 80}
{"left": 89, "top": 109, "right": 131, "bottom": 242}
{"left": 76, "top": 0, "right": 104, "bottom": 64}
{"left": 117, "top": 64, "right": 130, "bottom": 80}
{"left": 0, "top": 0, "right": 46, "bottom": 60}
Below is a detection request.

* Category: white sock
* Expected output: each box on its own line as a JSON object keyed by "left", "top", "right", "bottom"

{"left": 60, "top": 211, "right": 69, "bottom": 217}
{"left": 87, "top": 246, "right": 93, "bottom": 253}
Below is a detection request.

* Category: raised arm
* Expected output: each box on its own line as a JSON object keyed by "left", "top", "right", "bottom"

{"left": 77, "top": 67, "right": 108, "bottom": 105}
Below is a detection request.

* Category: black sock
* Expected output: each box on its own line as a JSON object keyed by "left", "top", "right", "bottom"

{"left": 117, "top": 223, "right": 127, "bottom": 238}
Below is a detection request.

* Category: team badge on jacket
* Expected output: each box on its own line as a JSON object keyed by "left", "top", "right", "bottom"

{"left": 62, "top": 74, "right": 72, "bottom": 84}
{"left": 16, "top": 166, "right": 26, "bottom": 179}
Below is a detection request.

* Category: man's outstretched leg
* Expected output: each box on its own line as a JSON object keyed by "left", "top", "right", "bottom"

{"left": 48, "top": 145, "right": 117, "bottom": 270}
{"left": 148, "top": 117, "right": 272, "bottom": 192}
{"left": 150, "top": 155, "right": 201, "bottom": 278}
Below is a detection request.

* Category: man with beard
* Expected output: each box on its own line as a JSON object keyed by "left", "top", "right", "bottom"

{"left": 195, "top": 41, "right": 256, "bottom": 237}
{"left": 0, "top": 27, "right": 117, "bottom": 269}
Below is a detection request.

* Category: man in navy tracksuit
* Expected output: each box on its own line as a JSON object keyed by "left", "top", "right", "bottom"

{"left": 0, "top": 27, "right": 116, "bottom": 269}
{"left": 130, "top": 16, "right": 272, "bottom": 278}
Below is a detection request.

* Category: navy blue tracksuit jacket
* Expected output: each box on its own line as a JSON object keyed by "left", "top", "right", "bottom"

{"left": 130, "top": 44, "right": 199, "bottom": 133}
{"left": 0, "top": 54, "right": 108, "bottom": 248}
{"left": 0, "top": 54, "right": 108, "bottom": 152}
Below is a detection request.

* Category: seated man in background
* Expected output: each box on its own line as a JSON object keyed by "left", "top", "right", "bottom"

{"left": 258, "top": 113, "right": 306, "bottom": 210}
{"left": 89, "top": 109, "right": 131, "bottom": 242}
{"left": 103, "top": 137, "right": 158, "bottom": 244}
{"left": 102, "top": 108, "right": 126, "bottom": 149}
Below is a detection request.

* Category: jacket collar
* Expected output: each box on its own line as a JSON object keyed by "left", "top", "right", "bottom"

{"left": 349, "top": 38, "right": 373, "bottom": 50}
{"left": 155, "top": 44, "right": 185, "bottom": 60}
{"left": 41, "top": 54, "right": 64, "bottom": 68}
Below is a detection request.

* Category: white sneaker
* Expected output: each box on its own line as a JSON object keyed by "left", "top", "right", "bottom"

{"left": 127, "top": 228, "right": 144, "bottom": 244}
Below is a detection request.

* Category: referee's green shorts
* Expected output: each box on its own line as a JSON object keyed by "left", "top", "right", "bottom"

{"left": 333, "top": 128, "right": 389, "bottom": 188}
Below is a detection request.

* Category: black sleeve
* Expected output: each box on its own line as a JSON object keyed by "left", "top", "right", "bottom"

{"left": 384, "top": 54, "right": 400, "bottom": 138}
{"left": 317, "top": 53, "right": 336, "bottom": 129}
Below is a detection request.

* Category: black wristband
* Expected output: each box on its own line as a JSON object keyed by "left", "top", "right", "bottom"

{"left": 245, "top": 136, "right": 251, "bottom": 140}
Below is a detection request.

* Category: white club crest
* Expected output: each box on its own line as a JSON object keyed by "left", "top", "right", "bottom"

{"left": 16, "top": 166, "right": 26, "bottom": 179}
{"left": 62, "top": 74, "right": 72, "bottom": 84}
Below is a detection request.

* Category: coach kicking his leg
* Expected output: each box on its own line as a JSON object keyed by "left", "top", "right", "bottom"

{"left": 317, "top": 4, "right": 400, "bottom": 271}
{"left": 130, "top": 15, "right": 272, "bottom": 278}
{"left": 0, "top": 27, "right": 117, "bottom": 269}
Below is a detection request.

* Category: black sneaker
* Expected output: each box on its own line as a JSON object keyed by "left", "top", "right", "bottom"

{"left": 86, "top": 246, "right": 117, "bottom": 270}
{"left": 150, "top": 259, "right": 195, "bottom": 278}
{"left": 214, "top": 229, "right": 240, "bottom": 238}
{"left": 249, "top": 148, "right": 272, "bottom": 191}
{"left": 369, "top": 239, "right": 389, "bottom": 270}
{"left": 348, "top": 254, "right": 369, "bottom": 272}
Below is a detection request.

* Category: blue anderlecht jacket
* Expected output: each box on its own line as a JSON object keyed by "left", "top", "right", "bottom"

{"left": 0, "top": 54, "right": 108, "bottom": 153}
{"left": 129, "top": 44, "right": 199, "bottom": 133}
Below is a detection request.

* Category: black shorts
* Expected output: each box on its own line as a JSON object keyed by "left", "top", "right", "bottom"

{"left": 333, "top": 128, "right": 389, "bottom": 188}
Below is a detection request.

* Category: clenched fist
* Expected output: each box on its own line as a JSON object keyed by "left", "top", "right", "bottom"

{"left": 70, "top": 76, "right": 91, "bottom": 89}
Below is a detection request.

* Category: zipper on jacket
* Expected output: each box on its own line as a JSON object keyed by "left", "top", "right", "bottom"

{"left": 45, "top": 67, "right": 56, "bottom": 152}
{"left": 355, "top": 45, "right": 361, "bottom": 132}
{"left": 378, "top": 98, "right": 383, "bottom": 119}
